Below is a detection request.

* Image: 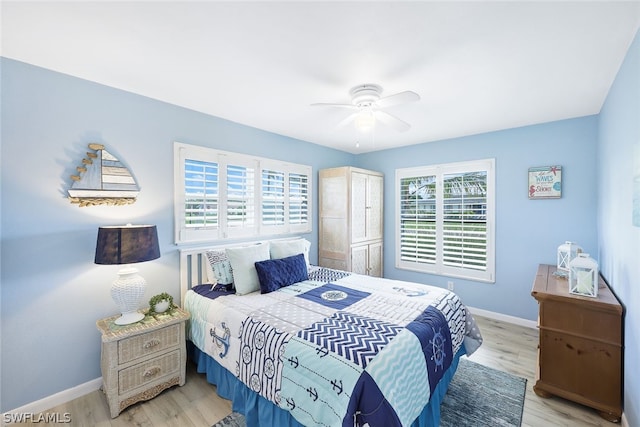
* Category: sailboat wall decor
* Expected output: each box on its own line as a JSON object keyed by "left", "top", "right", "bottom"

{"left": 68, "top": 143, "right": 140, "bottom": 207}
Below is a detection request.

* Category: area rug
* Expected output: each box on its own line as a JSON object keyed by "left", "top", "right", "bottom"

{"left": 440, "top": 358, "right": 526, "bottom": 426}
{"left": 212, "top": 358, "right": 527, "bottom": 427}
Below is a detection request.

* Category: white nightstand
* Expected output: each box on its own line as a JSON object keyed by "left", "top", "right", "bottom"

{"left": 96, "top": 307, "right": 190, "bottom": 418}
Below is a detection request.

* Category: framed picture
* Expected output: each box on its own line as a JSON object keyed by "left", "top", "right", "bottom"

{"left": 528, "top": 166, "right": 562, "bottom": 199}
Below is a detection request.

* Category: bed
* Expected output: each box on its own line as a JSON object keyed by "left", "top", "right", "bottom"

{"left": 179, "top": 238, "right": 483, "bottom": 427}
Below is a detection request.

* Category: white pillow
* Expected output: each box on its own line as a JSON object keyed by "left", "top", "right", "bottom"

{"left": 226, "top": 243, "right": 270, "bottom": 295}
{"left": 203, "top": 258, "right": 216, "bottom": 285}
{"left": 204, "top": 250, "right": 234, "bottom": 286}
{"left": 270, "top": 238, "right": 311, "bottom": 267}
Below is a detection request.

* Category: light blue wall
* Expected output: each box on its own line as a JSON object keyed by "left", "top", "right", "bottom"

{"left": 598, "top": 28, "right": 640, "bottom": 427}
{"left": 356, "top": 117, "right": 599, "bottom": 321}
{"left": 0, "top": 58, "right": 353, "bottom": 412}
{"left": 1, "top": 32, "right": 637, "bottom": 418}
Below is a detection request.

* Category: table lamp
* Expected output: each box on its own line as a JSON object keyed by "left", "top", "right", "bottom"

{"left": 95, "top": 224, "right": 160, "bottom": 325}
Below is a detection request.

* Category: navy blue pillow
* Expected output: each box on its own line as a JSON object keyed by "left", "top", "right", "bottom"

{"left": 254, "top": 253, "right": 308, "bottom": 294}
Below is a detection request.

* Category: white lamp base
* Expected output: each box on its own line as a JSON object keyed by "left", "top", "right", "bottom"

{"left": 111, "top": 267, "right": 147, "bottom": 325}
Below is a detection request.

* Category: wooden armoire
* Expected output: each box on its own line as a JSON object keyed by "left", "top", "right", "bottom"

{"left": 318, "top": 167, "right": 383, "bottom": 277}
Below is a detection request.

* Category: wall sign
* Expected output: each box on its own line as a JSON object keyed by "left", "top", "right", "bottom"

{"left": 528, "top": 166, "right": 562, "bottom": 199}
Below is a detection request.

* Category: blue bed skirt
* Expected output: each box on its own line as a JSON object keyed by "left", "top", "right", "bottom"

{"left": 188, "top": 342, "right": 466, "bottom": 427}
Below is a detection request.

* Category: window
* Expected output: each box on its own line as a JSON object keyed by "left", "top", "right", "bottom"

{"left": 174, "top": 142, "right": 311, "bottom": 244}
{"left": 262, "top": 169, "right": 285, "bottom": 226}
{"left": 396, "top": 159, "right": 495, "bottom": 282}
{"left": 288, "top": 172, "right": 310, "bottom": 226}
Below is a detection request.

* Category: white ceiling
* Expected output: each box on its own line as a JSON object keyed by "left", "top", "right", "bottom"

{"left": 2, "top": 1, "right": 640, "bottom": 154}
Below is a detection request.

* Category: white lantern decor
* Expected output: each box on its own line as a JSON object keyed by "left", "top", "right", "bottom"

{"left": 568, "top": 253, "right": 599, "bottom": 298}
{"left": 557, "top": 241, "right": 583, "bottom": 272}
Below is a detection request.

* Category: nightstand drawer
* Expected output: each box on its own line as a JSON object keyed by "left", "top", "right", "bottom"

{"left": 118, "top": 324, "right": 180, "bottom": 364}
{"left": 118, "top": 350, "right": 181, "bottom": 394}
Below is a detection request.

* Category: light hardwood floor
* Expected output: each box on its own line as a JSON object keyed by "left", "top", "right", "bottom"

{"left": 17, "top": 315, "right": 615, "bottom": 427}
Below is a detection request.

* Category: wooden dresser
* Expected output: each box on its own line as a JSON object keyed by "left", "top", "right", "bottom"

{"left": 531, "top": 264, "right": 623, "bottom": 422}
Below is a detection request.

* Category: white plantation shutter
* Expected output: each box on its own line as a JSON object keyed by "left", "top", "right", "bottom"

{"left": 399, "top": 174, "right": 437, "bottom": 265}
{"left": 184, "top": 159, "right": 218, "bottom": 229}
{"left": 260, "top": 163, "right": 312, "bottom": 234}
{"left": 175, "top": 142, "right": 312, "bottom": 244}
{"left": 289, "top": 171, "right": 310, "bottom": 231}
{"left": 396, "top": 159, "right": 495, "bottom": 282}
{"left": 225, "top": 161, "right": 257, "bottom": 237}
{"left": 176, "top": 145, "right": 220, "bottom": 243}
{"left": 262, "top": 169, "right": 286, "bottom": 226}
{"left": 442, "top": 171, "right": 488, "bottom": 272}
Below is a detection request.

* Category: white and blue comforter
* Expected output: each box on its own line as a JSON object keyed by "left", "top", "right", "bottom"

{"left": 185, "top": 267, "right": 483, "bottom": 427}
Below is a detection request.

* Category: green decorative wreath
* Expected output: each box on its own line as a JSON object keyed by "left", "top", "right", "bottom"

{"left": 148, "top": 292, "right": 176, "bottom": 315}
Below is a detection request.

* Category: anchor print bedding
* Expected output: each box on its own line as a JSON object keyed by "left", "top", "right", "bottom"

{"left": 184, "top": 266, "right": 483, "bottom": 427}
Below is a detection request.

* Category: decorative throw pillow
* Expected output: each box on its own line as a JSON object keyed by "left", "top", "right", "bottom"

{"left": 255, "top": 253, "right": 308, "bottom": 294}
{"left": 205, "top": 250, "right": 234, "bottom": 286}
{"left": 270, "top": 238, "right": 311, "bottom": 267}
{"left": 225, "top": 242, "right": 271, "bottom": 295}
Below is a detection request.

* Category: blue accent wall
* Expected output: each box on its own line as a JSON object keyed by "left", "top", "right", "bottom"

{"left": 0, "top": 58, "right": 352, "bottom": 412}
{"left": 598, "top": 27, "right": 640, "bottom": 427}
{"left": 356, "top": 117, "right": 598, "bottom": 321}
{"left": 1, "top": 24, "right": 639, "bottom": 421}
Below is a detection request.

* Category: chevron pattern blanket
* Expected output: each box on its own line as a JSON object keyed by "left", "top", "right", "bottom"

{"left": 185, "top": 267, "right": 483, "bottom": 427}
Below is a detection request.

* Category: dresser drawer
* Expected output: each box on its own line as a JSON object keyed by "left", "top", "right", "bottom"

{"left": 118, "top": 350, "right": 181, "bottom": 394}
{"left": 118, "top": 324, "right": 180, "bottom": 364}
{"left": 539, "top": 329, "right": 621, "bottom": 408}
{"left": 540, "top": 300, "right": 621, "bottom": 344}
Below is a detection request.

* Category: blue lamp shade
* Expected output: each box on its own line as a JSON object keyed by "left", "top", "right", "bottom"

{"left": 95, "top": 225, "right": 160, "bottom": 265}
{"left": 95, "top": 225, "right": 160, "bottom": 325}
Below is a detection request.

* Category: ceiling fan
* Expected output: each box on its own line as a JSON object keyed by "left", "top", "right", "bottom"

{"left": 311, "top": 84, "right": 420, "bottom": 133}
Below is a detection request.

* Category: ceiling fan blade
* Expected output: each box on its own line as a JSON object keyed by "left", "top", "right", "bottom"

{"left": 336, "top": 112, "right": 359, "bottom": 129}
{"left": 375, "top": 90, "right": 420, "bottom": 109}
{"left": 375, "top": 110, "right": 411, "bottom": 132}
{"left": 310, "top": 102, "right": 359, "bottom": 110}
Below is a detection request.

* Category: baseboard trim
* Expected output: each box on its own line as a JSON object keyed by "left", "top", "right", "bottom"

{"left": 467, "top": 306, "right": 538, "bottom": 329}
{"left": 2, "top": 377, "right": 102, "bottom": 421}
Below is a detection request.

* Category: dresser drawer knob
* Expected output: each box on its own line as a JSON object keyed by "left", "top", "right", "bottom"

{"left": 143, "top": 366, "right": 161, "bottom": 378}
{"left": 143, "top": 339, "right": 161, "bottom": 349}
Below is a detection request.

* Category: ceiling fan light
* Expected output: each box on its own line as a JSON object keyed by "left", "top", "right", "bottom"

{"left": 355, "top": 112, "right": 375, "bottom": 133}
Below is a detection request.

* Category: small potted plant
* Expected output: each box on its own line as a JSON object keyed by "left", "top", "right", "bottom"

{"left": 148, "top": 292, "right": 176, "bottom": 315}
